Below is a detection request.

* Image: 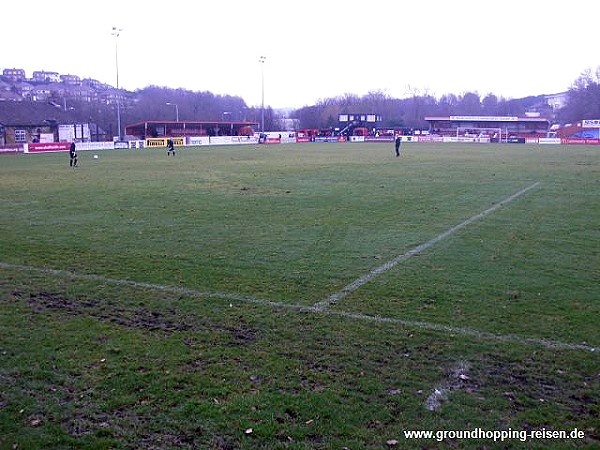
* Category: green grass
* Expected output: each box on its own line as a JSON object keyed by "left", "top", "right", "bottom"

{"left": 1, "top": 142, "right": 599, "bottom": 449}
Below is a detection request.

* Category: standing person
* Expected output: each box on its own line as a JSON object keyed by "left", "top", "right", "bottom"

{"left": 69, "top": 142, "right": 78, "bottom": 167}
{"left": 394, "top": 135, "right": 402, "bottom": 157}
{"left": 166, "top": 138, "right": 175, "bottom": 156}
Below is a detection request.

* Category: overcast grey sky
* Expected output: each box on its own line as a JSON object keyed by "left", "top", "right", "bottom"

{"left": 3, "top": 0, "right": 598, "bottom": 108}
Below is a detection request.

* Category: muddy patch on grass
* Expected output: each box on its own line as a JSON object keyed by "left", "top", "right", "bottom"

{"left": 27, "top": 292, "right": 100, "bottom": 314}
{"left": 479, "top": 359, "right": 600, "bottom": 418}
{"left": 207, "top": 436, "right": 238, "bottom": 450}
{"left": 101, "top": 308, "right": 192, "bottom": 333}
{"left": 27, "top": 291, "right": 192, "bottom": 333}
{"left": 65, "top": 401, "right": 245, "bottom": 449}
{"left": 463, "top": 357, "right": 600, "bottom": 445}
{"left": 228, "top": 324, "right": 257, "bottom": 345}
{"left": 21, "top": 291, "right": 261, "bottom": 345}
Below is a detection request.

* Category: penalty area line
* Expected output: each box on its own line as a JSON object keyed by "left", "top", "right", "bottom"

{"left": 311, "top": 181, "right": 541, "bottom": 311}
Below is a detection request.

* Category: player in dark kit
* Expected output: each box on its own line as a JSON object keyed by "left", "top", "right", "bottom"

{"left": 167, "top": 138, "right": 175, "bottom": 156}
{"left": 69, "top": 142, "right": 78, "bottom": 167}
{"left": 394, "top": 135, "right": 402, "bottom": 157}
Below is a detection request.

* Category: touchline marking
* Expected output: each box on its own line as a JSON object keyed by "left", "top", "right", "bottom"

{"left": 1, "top": 259, "right": 597, "bottom": 353}
{"left": 311, "top": 182, "right": 541, "bottom": 311}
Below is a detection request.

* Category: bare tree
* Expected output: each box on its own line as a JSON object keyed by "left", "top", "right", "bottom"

{"left": 559, "top": 67, "right": 600, "bottom": 123}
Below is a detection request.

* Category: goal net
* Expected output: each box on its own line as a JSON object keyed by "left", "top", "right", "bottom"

{"left": 456, "top": 127, "right": 504, "bottom": 143}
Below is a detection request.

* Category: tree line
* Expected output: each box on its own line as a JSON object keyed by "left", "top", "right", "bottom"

{"left": 290, "top": 68, "right": 600, "bottom": 130}
{"left": 290, "top": 91, "right": 552, "bottom": 131}
{"left": 48, "top": 67, "right": 600, "bottom": 135}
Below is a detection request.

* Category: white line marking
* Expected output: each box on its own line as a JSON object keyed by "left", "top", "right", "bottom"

{"left": 325, "top": 310, "right": 597, "bottom": 353}
{"left": 311, "top": 182, "right": 541, "bottom": 311}
{"left": 0, "top": 262, "right": 280, "bottom": 307}
{"left": 1, "top": 258, "right": 597, "bottom": 353}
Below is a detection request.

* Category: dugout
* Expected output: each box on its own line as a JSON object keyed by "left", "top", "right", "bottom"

{"left": 352, "top": 127, "right": 369, "bottom": 136}
{"left": 124, "top": 120, "right": 259, "bottom": 140}
{"left": 296, "top": 128, "right": 319, "bottom": 142}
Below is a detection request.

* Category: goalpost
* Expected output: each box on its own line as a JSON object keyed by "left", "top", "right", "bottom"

{"left": 456, "top": 127, "right": 504, "bottom": 143}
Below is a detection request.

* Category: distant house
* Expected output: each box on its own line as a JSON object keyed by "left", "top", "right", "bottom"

{"left": 99, "top": 88, "right": 127, "bottom": 105}
{"left": 64, "top": 85, "right": 97, "bottom": 102}
{"left": 0, "top": 102, "right": 80, "bottom": 145}
{"left": 13, "top": 81, "right": 34, "bottom": 99}
{"left": 545, "top": 92, "right": 568, "bottom": 111}
{"left": 60, "top": 74, "right": 82, "bottom": 86}
{"left": 33, "top": 71, "right": 61, "bottom": 83}
{"left": 31, "top": 84, "right": 54, "bottom": 102}
{"left": 2, "top": 68, "right": 26, "bottom": 82}
{"left": 82, "top": 78, "right": 107, "bottom": 90}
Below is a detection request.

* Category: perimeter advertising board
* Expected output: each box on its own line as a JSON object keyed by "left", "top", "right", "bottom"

{"left": 26, "top": 142, "right": 72, "bottom": 153}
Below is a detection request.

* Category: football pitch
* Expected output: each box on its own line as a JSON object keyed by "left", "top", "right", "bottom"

{"left": 1, "top": 142, "right": 598, "bottom": 449}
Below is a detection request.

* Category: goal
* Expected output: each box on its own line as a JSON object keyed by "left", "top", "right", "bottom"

{"left": 456, "top": 127, "right": 504, "bottom": 143}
